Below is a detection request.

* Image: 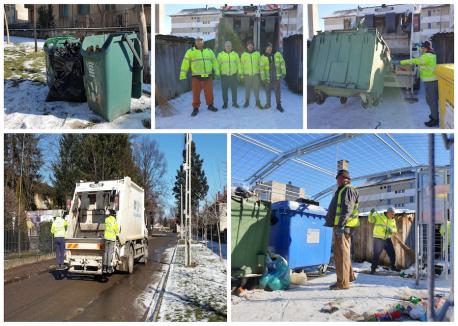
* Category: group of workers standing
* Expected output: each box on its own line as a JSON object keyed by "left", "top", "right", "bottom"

{"left": 180, "top": 37, "right": 286, "bottom": 117}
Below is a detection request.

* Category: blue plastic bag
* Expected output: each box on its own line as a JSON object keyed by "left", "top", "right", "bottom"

{"left": 259, "top": 254, "right": 290, "bottom": 291}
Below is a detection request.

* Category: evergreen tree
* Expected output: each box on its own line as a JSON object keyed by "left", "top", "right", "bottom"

{"left": 172, "top": 139, "right": 209, "bottom": 222}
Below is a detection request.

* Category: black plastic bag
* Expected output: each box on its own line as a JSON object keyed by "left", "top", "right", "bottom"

{"left": 45, "top": 42, "right": 86, "bottom": 102}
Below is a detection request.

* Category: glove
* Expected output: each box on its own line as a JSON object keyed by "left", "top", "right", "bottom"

{"left": 370, "top": 208, "right": 376, "bottom": 214}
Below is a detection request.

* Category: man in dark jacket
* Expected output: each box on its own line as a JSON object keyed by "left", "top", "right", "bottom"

{"left": 325, "top": 169, "right": 359, "bottom": 290}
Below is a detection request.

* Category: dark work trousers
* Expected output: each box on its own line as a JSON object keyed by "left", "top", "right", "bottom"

{"left": 424, "top": 80, "right": 439, "bottom": 120}
{"left": 221, "top": 74, "right": 238, "bottom": 105}
{"left": 103, "top": 239, "right": 116, "bottom": 269}
{"left": 244, "top": 75, "right": 260, "bottom": 103}
{"left": 54, "top": 237, "right": 65, "bottom": 265}
{"left": 371, "top": 237, "right": 396, "bottom": 270}
{"left": 265, "top": 79, "right": 281, "bottom": 107}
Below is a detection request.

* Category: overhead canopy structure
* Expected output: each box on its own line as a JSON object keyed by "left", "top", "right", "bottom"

{"left": 232, "top": 133, "right": 451, "bottom": 205}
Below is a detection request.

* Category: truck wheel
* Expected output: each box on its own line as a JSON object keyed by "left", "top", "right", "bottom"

{"left": 128, "top": 246, "right": 134, "bottom": 274}
{"left": 340, "top": 97, "right": 347, "bottom": 104}
{"left": 361, "top": 97, "right": 369, "bottom": 109}
{"left": 316, "top": 93, "right": 326, "bottom": 105}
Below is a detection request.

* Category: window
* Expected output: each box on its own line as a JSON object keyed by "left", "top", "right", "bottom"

{"left": 428, "top": 10, "right": 431, "bottom": 16}
{"left": 387, "top": 185, "right": 391, "bottom": 192}
{"left": 59, "top": 4, "right": 69, "bottom": 17}
{"left": 387, "top": 199, "right": 391, "bottom": 205}
{"left": 428, "top": 23, "right": 432, "bottom": 29}
{"left": 78, "top": 4, "right": 90, "bottom": 16}
{"left": 410, "top": 196, "right": 415, "bottom": 203}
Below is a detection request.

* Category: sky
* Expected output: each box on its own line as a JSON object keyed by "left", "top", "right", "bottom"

{"left": 38, "top": 133, "right": 227, "bottom": 214}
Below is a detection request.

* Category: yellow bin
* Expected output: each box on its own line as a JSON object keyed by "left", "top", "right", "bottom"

{"left": 436, "top": 64, "right": 454, "bottom": 128}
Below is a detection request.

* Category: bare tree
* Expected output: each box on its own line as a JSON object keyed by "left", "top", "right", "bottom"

{"left": 136, "top": 4, "right": 150, "bottom": 83}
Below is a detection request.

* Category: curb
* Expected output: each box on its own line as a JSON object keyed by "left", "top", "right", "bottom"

{"left": 144, "top": 242, "right": 178, "bottom": 322}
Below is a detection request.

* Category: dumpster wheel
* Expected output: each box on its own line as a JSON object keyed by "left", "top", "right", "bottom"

{"left": 339, "top": 97, "right": 348, "bottom": 104}
{"left": 316, "top": 93, "right": 326, "bottom": 105}
{"left": 319, "top": 264, "right": 329, "bottom": 274}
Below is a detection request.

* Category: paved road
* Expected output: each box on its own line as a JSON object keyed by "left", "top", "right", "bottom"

{"left": 4, "top": 233, "right": 177, "bottom": 322}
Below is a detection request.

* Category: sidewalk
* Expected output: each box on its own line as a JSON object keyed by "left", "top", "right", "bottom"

{"left": 4, "top": 258, "right": 54, "bottom": 284}
{"left": 158, "top": 243, "right": 227, "bottom": 322}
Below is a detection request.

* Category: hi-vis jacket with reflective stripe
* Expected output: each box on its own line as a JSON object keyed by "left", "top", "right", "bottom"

{"left": 334, "top": 185, "right": 360, "bottom": 228}
{"left": 51, "top": 217, "right": 68, "bottom": 238}
{"left": 180, "top": 47, "right": 220, "bottom": 80}
{"left": 104, "top": 215, "right": 120, "bottom": 241}
{"left": 260, "top": 52, "right": 286, "bottom": 82}
{"left": 217, "top": 51, "right": 241, "bottom": 76}
{"left": 400, "top": 52, "right": 437, "bottom": 82}
{"left": 368, "top": 211, "right": 397, "bottom": 240}
{"left": 240, "top": 51, "right": 261, "bottom": 76}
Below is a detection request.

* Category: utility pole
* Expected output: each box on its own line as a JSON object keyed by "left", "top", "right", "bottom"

{"left": 184, "top": 133, "right": 192, "bottom": 266}
{"left": 17, "top": 135, "right": 25, "bottom": 257}
{"left": 4, "top": 6, "right": 10, "bottom": 44}
{"left": 180, "top": 183, "right": 184, "bottom": 240}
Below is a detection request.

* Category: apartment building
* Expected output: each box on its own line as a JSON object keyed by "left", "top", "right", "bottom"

{"left": 4, "top": 4, "right": 29, "bottom": 26}
{"left": 357, "top": 171, "right": 417, "bottom": 212}
{"left": 253, "top": 180, "right": 306, "bottom": 203}
{"left": 8, "top": 4, "right": 151, "bottom": 29}
{"left": 170, "top": 7, "right": 221, "bottom": 39}
{"left": 420, "top": 4, "right": 454, "bottom": 38}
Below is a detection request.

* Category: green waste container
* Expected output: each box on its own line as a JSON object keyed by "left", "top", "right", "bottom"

{"left": 81, "top": 33, "right": 143, "bottom": 121}
{"left": 231, "top": 195, "right": 271, "bottom": 278}
{"left": 308, "top": 28, "right": 391, "bottom": 108}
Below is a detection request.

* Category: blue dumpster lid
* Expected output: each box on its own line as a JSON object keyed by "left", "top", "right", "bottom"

{"left": 271, "top": 201, "right": 327, "bottom": 216}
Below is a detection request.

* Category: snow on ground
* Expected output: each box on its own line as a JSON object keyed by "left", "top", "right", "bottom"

{"left": 4, "top": 37, "right": 151, "bottom": 129}
{"left": 232, "top": 263, "right": 451, "bottom": 322}
{"left": 156, "top": 81, "right": 303, "bottom": 129}
{"left": 308, "top": 84, "right": 441, "bottom": 129}
{"left": 158, "top": 243, "right": 227, "bottom": 322}
{"left": 4, "top": 35, "right": 46, "bottom": 48}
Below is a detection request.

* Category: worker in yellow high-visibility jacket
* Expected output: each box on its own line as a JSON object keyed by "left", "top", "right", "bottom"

{"left": 240, "top": 40, "right": 262, "bottom": 109}
{"left": 217, "top": 41, "right": 241, "bottom": 109}
{"left": 260, "top": 43, "right": 286, "bottom": 112}
{"left": 400, "top": 41, "right": 438, "bottom": 127}
{"left": 180, "top": 36, "right": 220, "bottom": 117}
{"left": 51, "top": 214, "right": 69, "bottom": 269}
{"left": 103, "top": 210, "right": 120, "bottom": 274}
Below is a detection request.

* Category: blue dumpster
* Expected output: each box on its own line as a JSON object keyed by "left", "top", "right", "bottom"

{"left": 269, "top": 201, "right": 332, "bottom": 270}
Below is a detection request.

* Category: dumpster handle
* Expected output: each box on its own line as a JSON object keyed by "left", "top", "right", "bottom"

{"left": 122, "top": 34, "right": 143, "bottom": 70}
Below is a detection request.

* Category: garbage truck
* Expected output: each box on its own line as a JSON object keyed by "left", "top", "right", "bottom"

{"left": 64, "top": 177, "right": 148, "bottom": 275}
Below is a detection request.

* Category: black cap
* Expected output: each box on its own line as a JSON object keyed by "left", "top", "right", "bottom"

{"left": 336, "top": 169, "right": 351, "bottom": 180}
{"left": 421, "top": 40, "right": 432, "bottom": 49}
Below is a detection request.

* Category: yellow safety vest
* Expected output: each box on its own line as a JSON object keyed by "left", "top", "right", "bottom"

{"left": 240, "top": 51, "right": 261, "bottom": 76}
{"left": 217, "top": 51, "right": 241, "bottom": 76}
{"left": 368, "top": 211, "right": 397, "bottom": 240}
{"left": 440, "top": 221, "right": 451, "bottom": 245}
{"left": 400, "top": 52, "right": 437, "bottom": 82}
{"left": 51, "top": 217, "right": 68, "bottom": 238}
{"left": 260, "top": 52, "right": 287, "bottom": 82}
{"left": 180, "top": 47, "right": 220, "bottom": 80}
{"left": 334, "top": 185, "right": 360, "bottom": 228}
{"left": 104, "top": 215, "right": 120, "bottom": 241}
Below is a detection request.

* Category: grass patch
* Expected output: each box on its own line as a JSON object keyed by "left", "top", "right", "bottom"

{"left": 4, "top": 46, "right": 46, "bottom": 83}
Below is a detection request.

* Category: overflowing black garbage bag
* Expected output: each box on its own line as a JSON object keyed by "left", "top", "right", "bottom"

{"left": 45, "top": 41, "right": 86, "bottom": 102}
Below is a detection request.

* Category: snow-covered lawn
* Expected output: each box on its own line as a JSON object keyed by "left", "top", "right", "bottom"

{"left": 4, "top": 36, "right": 151, "bottom": 129}
{"left": 232, "top": 262, "right": 451, "bottom": 322}
{"left": 155, "top": 81, "right": 303, "bottom": 129}
{"left": 308, "top": 85, "right": 441, "bottom": 129}
{"left": 158, "top": 243, "right": 227, "bottom": 322}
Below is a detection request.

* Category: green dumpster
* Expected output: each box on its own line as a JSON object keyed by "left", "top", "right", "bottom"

{"left": 231, "top": 194, "right": 271, "bottom": 278}
{"left": 81, "top": 33, "right": 143, "bottom": 121}
{"left": 308, "top": 28, "right": 391, "bottom": 108}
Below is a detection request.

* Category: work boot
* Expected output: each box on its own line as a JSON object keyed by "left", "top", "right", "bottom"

{"left": 424, "top": 119, "right": 439, "bottom": 127}
{"left": 208, "top": 105, "right": 218, "bottom": 112}
{"left": 391, "top": 265, "right": 401, "bottom": 272}
{"left": 108, "top": 267, "right": 114, "bottom": 274}
{"left": 370, "top": 268, "right": 376, "bottom": 275}
{"left": 222, "top": 103, "right": 228, "bottom": 109}
{"left": 350, "top": 273, "right": 356, "bottom": 282}
{"left": 191, "top": 108, "right": 199, "bottom": 117}
{"left": 233, "top": 103, "right": 240, "bottom": 108}
{"left": 329, "top": 283, "right": 349, "bottom": 290}
{"left": 255, "top": 100, "right": 263, "bottom": 109}
{"left": 264, "top": 103, "right": 271, "bottom": 109}
{"left": 243, "top": 101, "right": 249, "bottom": 108}
{"left": 276, "top": 104, "right": 285, "bottom": 113}
{"left": 102, "top": 265, "right": 107, "bottom": 273}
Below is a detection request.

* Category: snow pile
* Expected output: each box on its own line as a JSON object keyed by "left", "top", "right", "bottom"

{"left": 156, "top": 81, "right": 303, "bottom": 129}
{"left": 308, "top": 86, "right": 439, "bottom": 129}
{"left": 232, "top": 270, "right": 451, "bottom": 321}
{"left": 158, "top": 243, "right": 227, "bottom": 322}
